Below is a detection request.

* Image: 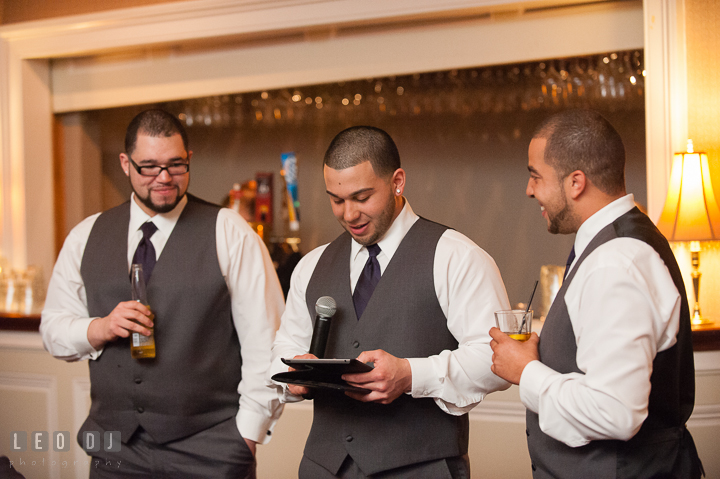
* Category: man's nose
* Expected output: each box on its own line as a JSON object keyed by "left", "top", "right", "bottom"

{"left": 156, "top": 168, "right": 173, "bottom": 182}
{"left": 526, "top": 179, "right": 535, "bottom": 198}
{"left": 343, "top": 202, "right": 360, "bottom": 222}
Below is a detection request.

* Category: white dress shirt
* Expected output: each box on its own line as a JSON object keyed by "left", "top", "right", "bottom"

{"left": 269, "top": 200, "right": 511, "bottom": 414}
{"left": 40, "top": 194, "right": 286, "bottom": 445}
{"left": 519, "top": 194, "right": 682, "bottom": 447}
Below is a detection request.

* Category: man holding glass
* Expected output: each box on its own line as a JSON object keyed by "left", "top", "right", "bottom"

{"left": 41, "top": 109, "right": 284, "bottom": 478}
{"left": 270, "top": 126, "right": 511, "bottom": 478}
{"left": 490, "top": 109, "right": 703, "bottom": 478}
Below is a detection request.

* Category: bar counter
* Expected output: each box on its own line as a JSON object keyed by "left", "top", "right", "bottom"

{"left": 2, "top": 312, "right": 720, "bottom": 350}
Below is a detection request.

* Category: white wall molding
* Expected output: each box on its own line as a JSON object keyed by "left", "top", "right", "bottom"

{"left": 694, "top": 350, "right": 720, "bottom": 375}
{"left": 471, "top": 399, "right": 527, "bottom": 423}
{"left": 0, "top": 331, "right": 45, "bottom": 351}
{"left": 688, "top": 404, "right": 720, "bottom": 428}
{"left": 0, "top": 371, "right": 61, "bottom": 479}
{"left": 0, "top": 0, "right": 608, "bottom": 57}
{"left": 284, "top": 391, "right": 720, "bottom": 427}
{"left": 50, "top": 2, "right": 644, "bottom": 113}
{"left": 71, "top": 377, "right": 91, "bottom": 479}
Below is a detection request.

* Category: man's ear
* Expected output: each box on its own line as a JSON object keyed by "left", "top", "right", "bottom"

{"left": 566, "top": 170, "right": 586, "bottom": 199}
{"left": 120, "top": 153, "right": 130, "bottom": 177}
{"left": 391, "top": 168, "right": 406, "bottom": 196}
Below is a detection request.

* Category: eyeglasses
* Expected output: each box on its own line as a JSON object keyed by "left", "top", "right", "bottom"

{"left": 130, "top": 158, "right": 190, "bottom": 177}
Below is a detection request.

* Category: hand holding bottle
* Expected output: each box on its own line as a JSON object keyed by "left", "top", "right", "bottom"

{"left": 130, "top": 264, "right": 156, "bottom": 359}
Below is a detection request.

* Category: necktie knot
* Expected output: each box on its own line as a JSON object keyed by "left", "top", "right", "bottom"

{"left": 140, "top": 221, "right": 158, "bottom": 240}
{"left": 366, "top": 243, "right": 381, "bottom": 258}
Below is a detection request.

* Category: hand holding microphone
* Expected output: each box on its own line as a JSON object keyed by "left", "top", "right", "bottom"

{"left": 288, "top": 296, "right": 336, "bottom": 398}
{"left": 308, "top": 296, "right": 337, "bottom": 358}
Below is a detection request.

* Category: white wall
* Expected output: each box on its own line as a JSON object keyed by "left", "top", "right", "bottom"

{"left": 3, "top": 332, "right": 719, "bottom": 478}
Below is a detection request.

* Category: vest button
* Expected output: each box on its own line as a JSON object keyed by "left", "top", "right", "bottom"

{"left": 137, "top": 407, "right": 144, "bottom": 413}
{"left": 134, "top": 378, "right": 142, "bottom": 384}
{"left": 345, "top": 435, "right": 353, "bottom": 442}
{"left": 352, "top": 341, "right": 360, "bottom": 348}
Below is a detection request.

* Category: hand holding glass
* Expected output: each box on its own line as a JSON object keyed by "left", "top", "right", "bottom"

{"left": 494, "top": 310, "right": 533, "bottom": 342}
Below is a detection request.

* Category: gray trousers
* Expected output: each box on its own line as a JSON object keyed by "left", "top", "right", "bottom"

{"left": 300, "top": 454, "right": 470, "bottom": 479}
{"left": 80, "top": 417, "right": 255, "bottom": 479}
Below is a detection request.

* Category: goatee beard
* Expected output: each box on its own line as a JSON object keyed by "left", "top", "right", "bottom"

{"left": 135, "top": 189, "right": 183, "bottom": 214}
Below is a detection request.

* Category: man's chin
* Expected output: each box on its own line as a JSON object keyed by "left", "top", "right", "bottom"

{"left": 349, "top": 231, "right": 378, "bottom": 246}
{"left": 142, "top": 195, "right": 182, "bottom": 214}
{"left": 152, "top": 203, "right": 178, "bottom": 214}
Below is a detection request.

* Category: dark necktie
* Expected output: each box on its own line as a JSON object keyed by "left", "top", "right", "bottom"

{"left": 132, "top": 222, "right": 158, "bottom": 284}
{"left": 564, "top": 245, "right": 576, "bottom": 280}
{"left": 353, "top": 244, "right": 381, "bottom": 319}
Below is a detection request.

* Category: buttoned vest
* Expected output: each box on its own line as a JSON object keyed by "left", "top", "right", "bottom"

{"left": 527, "top": 207, "right": 702, "bottom": 479}
{"left": 81, "top": 195, "right": 241, "bottom": 444}
{"left": 304, "top": 218, "right": 468, "bottom": 476}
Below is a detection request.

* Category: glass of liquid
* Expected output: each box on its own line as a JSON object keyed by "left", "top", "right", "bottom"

{"left": 494, "top": 310, "right": 532, "bottom": 342}
{"left": 130, "top": 264, "right": 156, "bottom": 359}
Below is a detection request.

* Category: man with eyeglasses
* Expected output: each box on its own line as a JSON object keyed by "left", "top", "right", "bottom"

{"left": 40, "top": 109, "right": 285, "bottom": 478}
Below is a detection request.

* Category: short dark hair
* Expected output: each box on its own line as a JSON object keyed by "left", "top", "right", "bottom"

{"left": 125, "top": 109, "right": 189, "bottom": 156}
{"left": 534, "top": 109, "right": 625, "bottom": 195}
{"left": 323, "top": 126, "right": 400, "bottom": 178}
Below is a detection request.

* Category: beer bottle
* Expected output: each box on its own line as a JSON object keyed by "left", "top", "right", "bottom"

{"left": 130, "top": 264, "right": 156, "bottom": 359}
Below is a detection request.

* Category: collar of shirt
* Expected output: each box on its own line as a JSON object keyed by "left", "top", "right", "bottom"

{"left": 127, "top": 193, "right": 188, "bottom": 265}
{"left": 572, "top": 194, "right": 636, "bottom": 268}
{"left": 349, "top": 199, "right": 419, "bottom": 282}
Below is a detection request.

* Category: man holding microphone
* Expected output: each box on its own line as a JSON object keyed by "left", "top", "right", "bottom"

{"left": 270, "top": 125, "right": 511, "bottom": 478}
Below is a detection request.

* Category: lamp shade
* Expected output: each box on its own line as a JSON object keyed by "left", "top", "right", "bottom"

{"left": 657, "top": 145, "right": 720, "bottom": 241}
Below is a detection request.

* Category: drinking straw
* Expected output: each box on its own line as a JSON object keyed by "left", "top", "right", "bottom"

{"left": 518, "top": 280, "right": 539, "bottom": 335}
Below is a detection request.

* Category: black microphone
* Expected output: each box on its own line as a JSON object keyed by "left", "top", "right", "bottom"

{"left": 308, "top": 296, "right": 337, "bottom": 358}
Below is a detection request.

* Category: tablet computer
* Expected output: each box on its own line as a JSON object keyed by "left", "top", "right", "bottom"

{"left": 281, "top": 358, "right": 374, "bottom": 373}
{"left": 273, "top": 358, "right": 374, "bottom": 394}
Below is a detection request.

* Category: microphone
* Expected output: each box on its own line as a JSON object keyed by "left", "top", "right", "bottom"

{"left": 308, "top": 296, "right": 337, "bottom": 358}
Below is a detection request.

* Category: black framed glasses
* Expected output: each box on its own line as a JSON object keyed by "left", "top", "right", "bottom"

{"left": 130, "top": 158, "right": 190, "bottom": 177}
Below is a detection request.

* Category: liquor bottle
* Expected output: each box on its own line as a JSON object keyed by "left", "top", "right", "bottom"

{"left": 130, "top": 264, "right": 156, "bottom": 359}
{"left": 229, "top": 183, "right": 243, "bottom": 214}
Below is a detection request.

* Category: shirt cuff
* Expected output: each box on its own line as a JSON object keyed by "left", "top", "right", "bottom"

{"left": 237, "top": 408, "right": 276, "bottom": 445}
{"left": 406, "top": 357, "right": 442, "bottom": 397}
{"left": 519, "top": 360, "right": 553, "bottom": 414}
{"left": 273, "top": 379, "right": 305, "bottom": 404}
{"left": 73, "top": 317, "right": 103, "bottom": 360}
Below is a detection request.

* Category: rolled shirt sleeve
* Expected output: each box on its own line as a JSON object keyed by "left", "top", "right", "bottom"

{"left": 40, "top": 213, "right": 103, "bottom": 361}
{"left": 268, "top": 246, "right": 327, "bottom": 403}
{"left": 518, "top": 238, "right": 681, "bottom": 446}
{"left": 217, "top": 209, "right": 286, "bottom": 444}
{"left": 407, "top": 229, "right": 511, "bottom": 414}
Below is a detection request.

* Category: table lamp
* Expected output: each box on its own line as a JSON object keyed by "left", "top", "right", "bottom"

{"left": 657, "top": 140, "right": 720, "bottom": 326}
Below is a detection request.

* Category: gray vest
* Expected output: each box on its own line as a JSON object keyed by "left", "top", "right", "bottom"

{"left": 80, "top": 195, "right": 242, "bottom": 444}
{"left": 527, "top": 207, "right": 702, "bottom": 479}
{"left": 304, "top": 218, "right": 468, "bottom": 476}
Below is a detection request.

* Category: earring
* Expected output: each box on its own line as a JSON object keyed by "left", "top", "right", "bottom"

{"left": 396, "top": 189, "right": 401, "bottom": 194}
